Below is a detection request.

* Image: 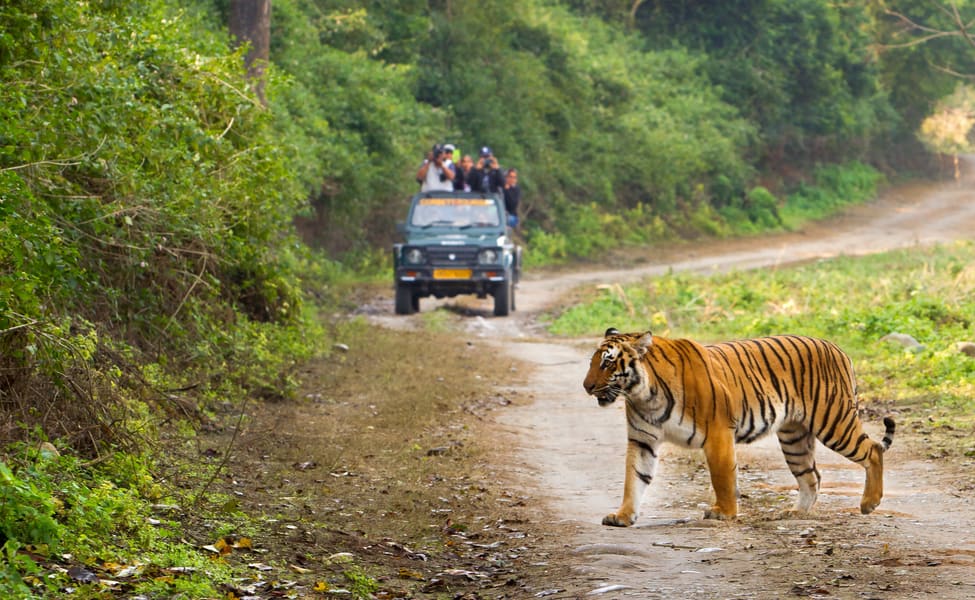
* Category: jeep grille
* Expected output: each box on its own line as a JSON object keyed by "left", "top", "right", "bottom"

{"left": 427, "top": 247, "right": 478, "bottom": 265}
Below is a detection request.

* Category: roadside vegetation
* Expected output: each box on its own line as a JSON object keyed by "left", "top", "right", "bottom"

{"left": 3, "top": 0, "right": 975, "bottom": 597}
{"left": 548, "top": 242, "right": 975, "bottom": 433}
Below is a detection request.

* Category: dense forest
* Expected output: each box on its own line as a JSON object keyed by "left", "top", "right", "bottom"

{"left": 1, "top": 0, "right": 974, "bottom": 596}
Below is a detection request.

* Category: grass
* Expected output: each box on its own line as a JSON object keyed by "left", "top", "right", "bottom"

{"left": 0, "top": 447, "right": 240, "bottom": 599}
{"left": 547, "top": 241, "right": 975, "bottom": 415}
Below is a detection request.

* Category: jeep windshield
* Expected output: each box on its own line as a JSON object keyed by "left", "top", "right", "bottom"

{"left": 410, "top": 197, "right": 501, "bottom": 228}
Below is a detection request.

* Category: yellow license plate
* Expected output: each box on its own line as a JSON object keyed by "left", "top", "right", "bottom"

{"left": 433, "top": 269, "right": 472, "bottom": 280}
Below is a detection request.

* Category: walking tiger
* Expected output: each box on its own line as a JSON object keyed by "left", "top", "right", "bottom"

{"left": 583, "top": 329, "right": 895, "bottom": 526}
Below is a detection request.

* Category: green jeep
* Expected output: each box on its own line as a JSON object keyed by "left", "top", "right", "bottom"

{"left": 393, "top": 191, "right": 522, "bottom": 316}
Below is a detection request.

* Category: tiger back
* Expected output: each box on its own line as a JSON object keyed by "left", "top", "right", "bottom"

{"left": 583, "top": 328, "right": 895, "bottom": 527}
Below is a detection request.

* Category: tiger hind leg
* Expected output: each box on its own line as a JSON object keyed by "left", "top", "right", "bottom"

{"left": 856, "top": 418, "right": 896, "bottom": 514}
{"left": 858, "top": 441, "right": 885, "bottom": 514}
{"left": 777, "top": 426, "right": 820, "bottom": 512}
{"left": 818, "top": 413, "right": 896, "bottom": 515}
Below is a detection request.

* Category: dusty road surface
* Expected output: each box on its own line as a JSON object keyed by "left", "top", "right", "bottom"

{"left": 372, "top": 168, "right": 975, "bottom": 599}
{"left": 499, "top": 341, "right": 975, "bottom": 599}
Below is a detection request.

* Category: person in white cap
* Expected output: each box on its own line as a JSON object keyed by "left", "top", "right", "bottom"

{"left": 442, "top": 143, "right": 457, "bottom": 183}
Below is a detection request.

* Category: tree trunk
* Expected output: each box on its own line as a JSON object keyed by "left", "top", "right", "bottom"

{"left": 229, "top": 0, "right": 271, "bottom": 105}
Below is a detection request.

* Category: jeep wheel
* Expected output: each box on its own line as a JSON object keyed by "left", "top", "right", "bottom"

{"left": 395, "top": 284, "right": 415, "bottom": 315}
{"left": 493, "top": 278, "right": 511, "bottom": 317}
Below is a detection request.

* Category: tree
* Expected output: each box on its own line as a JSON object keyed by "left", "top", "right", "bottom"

{"left": 230, "top": 0, "right": 271, "bottom": 104}
{"left": 631, "top": 0, "right": 889, "bottom": 166}
{"left": 878, "top": 0, "right": 975, "bottom": 77}
{"left": 872, "top": 2, "right": 975, "bottom": 172}
{"left": 918, "top": 84, "right": 975, "bottom": 179}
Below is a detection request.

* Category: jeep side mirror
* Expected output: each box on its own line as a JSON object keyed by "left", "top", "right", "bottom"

{"left": 395, "top": 222, "right": 407, "bottom": 234}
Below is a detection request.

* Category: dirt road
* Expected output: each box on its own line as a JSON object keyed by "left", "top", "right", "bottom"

{"left": 456, "top": 171, "right": 975, "bottom": 598}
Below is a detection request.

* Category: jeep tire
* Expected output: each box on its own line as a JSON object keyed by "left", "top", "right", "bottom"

{"left": 493, "top": 277, "right": 512, "bottom": 317}
{"left": 395, "top": 283, "right": 415, "bottom": 315}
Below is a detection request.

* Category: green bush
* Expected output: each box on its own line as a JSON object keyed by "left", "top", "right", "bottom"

{"left": 780, "top": 162, "right": 884, "bottom": 227}
{"left": 0, "top": 0, "right": 321, "bottom": 447}
{"left": 0, "top": 449, "right": 238, "bottom": 598}
{"left": 0, "top": 461, "right": 61, "bottom": 552}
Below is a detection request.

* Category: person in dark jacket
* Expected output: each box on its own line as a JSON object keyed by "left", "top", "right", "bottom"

{"left": 470, "top": 146, "right": 504, "bottom": 193}
{"left": 503, "top": 167, "right": 521, "bottom": 229}
{"left": 453, "top": 154, "right": 474, "bottom": 192}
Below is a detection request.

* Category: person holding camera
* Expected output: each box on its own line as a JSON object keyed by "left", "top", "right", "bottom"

{"left": 470, "top": 146, "right": 504, "bottom": 193}
{"left": 416, "top": 143, "right": 455, "bottom": 192}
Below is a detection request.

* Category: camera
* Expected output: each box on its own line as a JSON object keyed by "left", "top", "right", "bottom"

{"left": 432, "top": 144, "right": 444, "bottom": 161}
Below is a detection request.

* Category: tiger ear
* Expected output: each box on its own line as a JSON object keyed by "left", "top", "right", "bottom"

{"left": 604, "top": 327, "right": 620, "bottom": 337}
{"left": 634, "top": 331, "right": 654, "bottom": 355}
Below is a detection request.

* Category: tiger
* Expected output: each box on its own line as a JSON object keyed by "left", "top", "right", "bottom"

{"left": 582, "top": 328, "right": 896, "bottom": 527}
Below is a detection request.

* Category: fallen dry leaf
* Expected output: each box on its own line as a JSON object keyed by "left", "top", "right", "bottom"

{"left": 397, "top": 568, "right": 425, "bottom": 580}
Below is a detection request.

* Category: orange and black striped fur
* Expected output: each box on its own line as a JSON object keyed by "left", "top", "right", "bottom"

{"left": 583, "top": 329, "right": 895, "bottom": 527}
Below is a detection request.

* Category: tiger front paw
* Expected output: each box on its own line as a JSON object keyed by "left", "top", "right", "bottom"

{"left": 601, "top": 511, "right": 636, "bottom": 527}
{"left": 703, "top": 506, "right": 737, "bottom": 521}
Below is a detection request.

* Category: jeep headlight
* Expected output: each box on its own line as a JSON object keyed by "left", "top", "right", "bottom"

{"left": 404, "top": 248, "right": 425, "bottom": 264}
{"left": 478, "top": 249, "right": 499, "bottom": 264}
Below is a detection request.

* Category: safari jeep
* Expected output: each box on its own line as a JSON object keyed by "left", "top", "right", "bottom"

{"left": 393, "top": 190, "right": 522, "bottom": 316}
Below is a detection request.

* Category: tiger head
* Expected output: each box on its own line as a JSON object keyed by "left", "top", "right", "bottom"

{"left": 583, "top": 328, "right": 654, "bottom": 406}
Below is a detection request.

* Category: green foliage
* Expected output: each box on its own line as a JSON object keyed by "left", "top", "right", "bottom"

{"left": 140, "top": 0, "right": 963, "bottom": 268}
{"left": 524, "top": 161, "right": 879, "bottom": 266}
{"left": 869, "top": 0, "right": 974, "bottom": 129}
{"left": 0, "top": 449, "right": 239, "bottom": 598}
{"left": 419, "top": 5, "right": 754, "bottom": 218}
{"left": 522, "top": 200, "right": 671, "bottom": 266}
{"left": 717, "top": 186, "right": 784, "bottom": 234}
{"left": 261, "top": 0, "right": 441, "bottom": 254}
{"left": 630, "top": 0, "right": 892, "bottom": 162}
{"left": 0, "top": 0, "right": 325, "bottom": 447}
{"left": 550, "top": 242, "right": 975, "bottom": 406}
{"left": 344, "top": 565, "right": 380, "bottom": 599}
{"left": 0, "top": 461, "right": 61, "bottom": 552}
{"left": 779, "top": 162, "right": 885, "bottom": 228}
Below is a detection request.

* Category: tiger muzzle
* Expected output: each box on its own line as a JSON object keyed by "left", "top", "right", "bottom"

{"left": 584, "top": 376, "right": 617, "bottom": 406}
